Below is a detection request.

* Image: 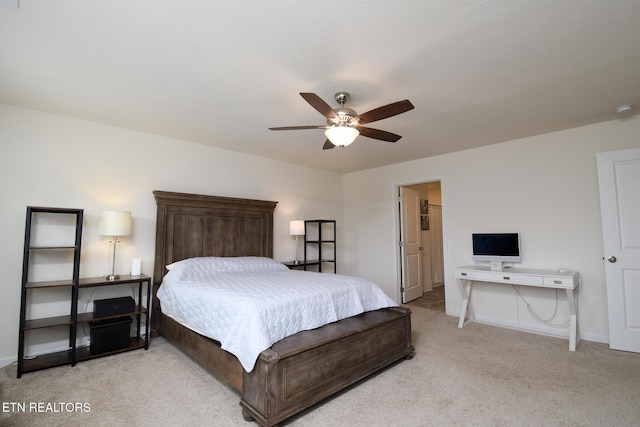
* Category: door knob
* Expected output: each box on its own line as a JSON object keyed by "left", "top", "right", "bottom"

{"left": 607, "top": 256, "right": 617, "bottom": 263}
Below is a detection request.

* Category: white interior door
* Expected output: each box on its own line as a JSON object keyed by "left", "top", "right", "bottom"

{"left": 400, "top": 187, "right": 423, "bottom": 303}
{"left": 597, "top": 147, "right": 640, "bottom": 352}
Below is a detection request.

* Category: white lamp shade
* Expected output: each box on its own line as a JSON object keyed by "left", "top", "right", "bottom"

{"left": 324, "top": 126, "right": 359, "bottom": 147}
{"left": 289, "top": 220, "right": 305, "bottom": 236}
{"left": 98, "top": 211, "right": 132, "bottom": 236}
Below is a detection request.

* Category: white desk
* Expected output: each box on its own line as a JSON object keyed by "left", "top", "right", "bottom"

{"left": 455, "top": 265, "right": 580, "bottom": 351}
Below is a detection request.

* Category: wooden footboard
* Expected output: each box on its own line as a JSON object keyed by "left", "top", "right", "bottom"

{"left": 240, "top": 307, "right": 414, "bottom": 427}
{"left": 154, "top": 303, "right": 414, "bottom": 427}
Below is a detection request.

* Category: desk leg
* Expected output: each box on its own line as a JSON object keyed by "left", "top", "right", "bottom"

{"left": 566, "top": 288, "right": 579, "bottom": 351}
{"left": 458, "top": 280, "right": 473, "bottom": 328}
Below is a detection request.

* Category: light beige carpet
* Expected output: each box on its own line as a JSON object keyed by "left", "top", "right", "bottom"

{"left": 2, "top": 306, "right": 639, "bottom": 427}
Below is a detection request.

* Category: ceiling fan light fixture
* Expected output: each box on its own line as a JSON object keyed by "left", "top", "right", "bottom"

{"left": 324, "top": 126, "right": 359, "bottom": 147}
{"left": 270, "top": 91, "right": 413, "bottom": 150}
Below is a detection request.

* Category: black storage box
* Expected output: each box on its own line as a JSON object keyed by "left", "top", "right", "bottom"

{"left": 90, "top": 316, "right": 132, "bottom": 354}
{"left": 93, "top": 296, "right": 135, "bottom": 319}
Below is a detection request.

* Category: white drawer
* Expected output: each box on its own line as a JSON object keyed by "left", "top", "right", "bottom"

{"left": 475, "top": 271, "right": 543, "bottom": 285}
{"left": 455, "top": 270, "right": 475, "bottom": 279}
{"left": 542, "top": 276, "right": 575, "bottom": 289}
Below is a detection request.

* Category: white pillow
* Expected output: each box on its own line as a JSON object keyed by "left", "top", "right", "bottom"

{"left": 165, "top": 256, "right": 287, "bottom": 280}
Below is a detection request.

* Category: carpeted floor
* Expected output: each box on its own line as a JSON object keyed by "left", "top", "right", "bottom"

{"left": 2, "top": 306, "right": 639, "bottom": 427}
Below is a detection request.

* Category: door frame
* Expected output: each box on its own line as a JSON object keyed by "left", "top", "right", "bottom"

{"left": 394, "top": 178, "right": 449, "bottom": 309}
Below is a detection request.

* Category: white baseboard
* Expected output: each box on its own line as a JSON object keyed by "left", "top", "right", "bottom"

{"left": 0, "top": 355, "right": 16, "bottom": 369}
{"left": 447, "top": 310, "right": 610, "bottom": 345}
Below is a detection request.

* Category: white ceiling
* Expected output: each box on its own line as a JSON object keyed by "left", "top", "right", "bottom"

{"left": 2, "top": 1, "right": 639, "bottom": 173}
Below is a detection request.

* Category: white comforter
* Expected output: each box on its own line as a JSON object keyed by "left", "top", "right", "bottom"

{"left": 156, "top": 257, "right": 397, "bottom": 372}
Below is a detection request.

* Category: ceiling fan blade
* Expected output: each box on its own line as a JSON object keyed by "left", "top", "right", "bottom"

{"left": 356, "top": 126, "right": 402, "bottom": 142}
{"left": 355, "top": 100, "right": 414, "bottom": 124}
{"left": 323, "top": 140, "right": 336, "bottom": 150}
{"left": 300, "top": 93, "right": 338, "bottom": 121}
{"left": 269, "top": 125, "right": 327, "bottom": 131}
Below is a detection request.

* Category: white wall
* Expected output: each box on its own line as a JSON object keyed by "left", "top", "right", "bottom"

{"left": 343, "top": 116, "right": 640, "bottom": 344}
{"left": 3, "top": 102, "right": 639, "bottom": 367}
{"left": 0, "top": 104, "right": 345, "bottom": 366}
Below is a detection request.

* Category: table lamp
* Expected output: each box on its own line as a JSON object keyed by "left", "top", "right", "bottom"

{"left": 289, "top": 220, "right": 305, "bottom": 264}
{"left": 98, "top": 210, "right": 132, "bottom": 280}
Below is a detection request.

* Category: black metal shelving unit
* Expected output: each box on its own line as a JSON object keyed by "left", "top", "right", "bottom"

{"left": 18, "top": 206, "right": 83, "bottom": 377}
{"left": 302, "top": 219, "right": 336, "bottom": 273}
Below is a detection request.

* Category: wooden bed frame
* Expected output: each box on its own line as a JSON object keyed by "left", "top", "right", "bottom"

{"left": 152, "top": 190, "right": 415, "bottom": 426}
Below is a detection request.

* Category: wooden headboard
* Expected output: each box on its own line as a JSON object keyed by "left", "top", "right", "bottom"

{"left": 152, "top": 191, "right": 278, "bottom": 286}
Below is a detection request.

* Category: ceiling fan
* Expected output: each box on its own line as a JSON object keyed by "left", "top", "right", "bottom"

{"left": 269, "top": 92, "right": 415, "bottom": 150}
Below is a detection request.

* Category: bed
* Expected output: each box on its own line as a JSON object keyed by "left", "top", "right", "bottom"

{"left": 151, "top": 190, "right": 415, "bottom": 426}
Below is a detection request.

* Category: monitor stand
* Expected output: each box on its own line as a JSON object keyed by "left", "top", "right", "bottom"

{"left": 490, "top": 261, "right": 504, "bottom": 271}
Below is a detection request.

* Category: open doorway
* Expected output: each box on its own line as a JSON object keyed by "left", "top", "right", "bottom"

{"left": 398, "top": 181, "right": 445, "bottom": 312}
